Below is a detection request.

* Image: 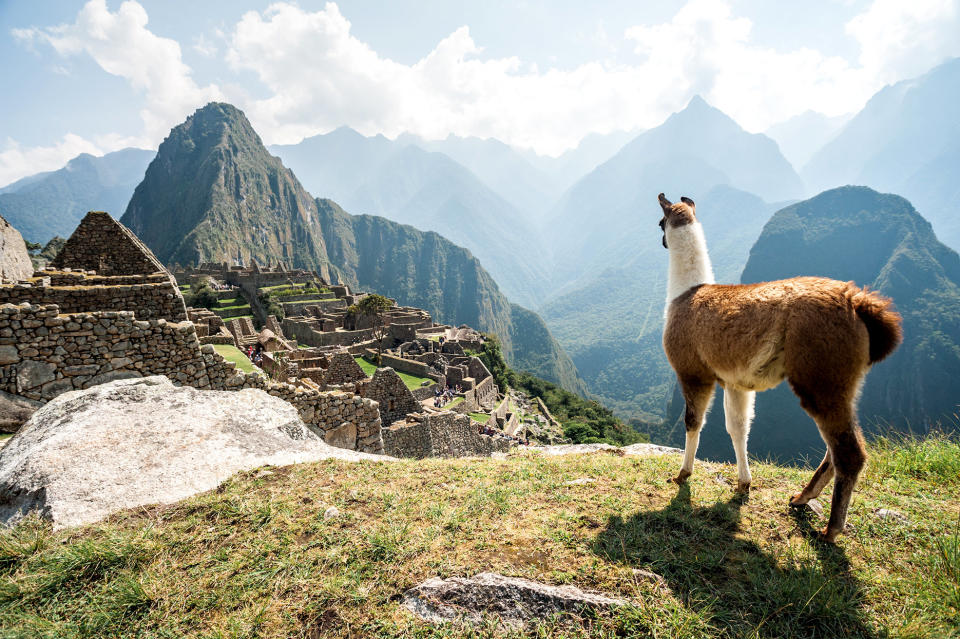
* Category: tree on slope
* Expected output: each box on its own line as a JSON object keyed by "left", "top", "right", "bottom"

{"left": 349, "top": 294, "right": 393, "bottom": 364}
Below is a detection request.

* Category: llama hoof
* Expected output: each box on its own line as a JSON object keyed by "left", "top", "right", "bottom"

{"left": 789, "top": 494, "right": 809, "bottom": 507}
{"left": 671, "top": 471, "right": 691, "bottom": 485}
{"left": 819, "top": 527, "right": 840, "bottom": 544}
{"left": 735, "top": 481, "right": 751, "bottom": 493}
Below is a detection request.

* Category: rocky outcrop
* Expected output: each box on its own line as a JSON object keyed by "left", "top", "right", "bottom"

{"left": 402, "top": 572, "right": 629, "bottom": 627}
{"left": 0, "top": 376, "right": 391, "bottom": 529}
{"left": 0, "top": 215, "right": 32, "bottom": 283}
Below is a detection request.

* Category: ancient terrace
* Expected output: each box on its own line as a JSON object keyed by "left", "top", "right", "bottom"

{"left": 1, "top": 211, "right": 539, "bottom": 457}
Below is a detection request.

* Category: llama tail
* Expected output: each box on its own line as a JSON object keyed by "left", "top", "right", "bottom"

{"left": 850, "top": 286, "right": 903, "bottom": 364}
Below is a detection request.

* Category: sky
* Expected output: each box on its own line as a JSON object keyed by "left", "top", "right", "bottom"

{"left": 1, "top": 0, "right": 959, "bottom": 186}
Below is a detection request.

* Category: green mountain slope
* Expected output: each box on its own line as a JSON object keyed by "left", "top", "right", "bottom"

{"left": 316, "top": 199, "right": 586, "bottom": 394}
{"left": 663, "top": 186, "right": 960, "bottom": 462}
{"left": 121, "top": 103, "right": 331, "bottom": 277}
{"left": 0, "top": 148, "right": 154, "bottom": 244}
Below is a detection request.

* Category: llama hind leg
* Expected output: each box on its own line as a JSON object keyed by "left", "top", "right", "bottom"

{"left": 674, "top": 380, "right": 714, "bottom": 484}
{"left": 790, "top": 451, "right": 833, "bottom": 505}
{"left": 723, "top": 388, "right": 755, "bottom": 492}
{"left": 821, "top": 426, "right": 866, "bottom": 542}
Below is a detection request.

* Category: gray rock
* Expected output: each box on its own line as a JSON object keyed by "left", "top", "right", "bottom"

{"left": 874, "top": 508, "right": 908, "bottom": 523}
{"left": 527, "top": 443, "right": 681, "bottom": 457}
{"left": 0, "top": 391, "right": 41, "bottom": 433}
{"left": 325, "top": 421, "right": 357, "bottom": 450}
{"left": 16, "top": 359, "right": 57, "bottom": 391}
{"left": 0, "top": 376, "right": 393, "bottom": 529}
{"left": 402, "top": 572, "right": 628, "bottom": 627}
{"left": 0, "top": 215, "right": 33, "bottom": 283}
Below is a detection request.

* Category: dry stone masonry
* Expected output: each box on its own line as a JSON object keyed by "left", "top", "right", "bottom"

{"left": 382, "top": 411, "right": 513, "bottom": 458}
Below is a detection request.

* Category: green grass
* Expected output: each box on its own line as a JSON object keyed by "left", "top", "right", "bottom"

{"left": 354, "top": 356, "right": 432, "bottom": 390}
{"left": 0, "top": 435, "right": 957, "bottom": 637}
{"left": 354, "top": 356, "right": 377, "bottom": 377}
{"left": 469, "top": 412, "right": 490, "bottom": 424}
{"left": 211, "top": 303, "right": 251, "bottom": 311}
{"left": 213, "top": 344, "right": 256, "bottom": 374}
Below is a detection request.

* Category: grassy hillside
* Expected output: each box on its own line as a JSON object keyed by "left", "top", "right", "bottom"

{"left": 1, "top": 435, "right": 957, "bottom": 637}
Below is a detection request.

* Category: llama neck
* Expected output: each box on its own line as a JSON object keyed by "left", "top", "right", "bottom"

{"left": 666, "top": 222, "right": 715, "bottom": 304}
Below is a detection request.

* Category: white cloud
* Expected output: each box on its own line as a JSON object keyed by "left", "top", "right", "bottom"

{"left": 225, "top": 0, "right": 960, "bottom": 155}
{"left": 0, "top": 134, "right": 103, "bottom": 188}
{"left": 846, "top": 0, "right": 960, "bottom": 83}
{"left": 7, "top": 0, "right": 960, "bottom": 172}
{"left": 17, "top": 0, "right": 221, "bottom": 147}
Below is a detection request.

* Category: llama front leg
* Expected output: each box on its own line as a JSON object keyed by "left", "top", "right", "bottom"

{"left": 723, "top": 388, "right": 755, "bottom": 492}
{"left": 674, "top": 380, "right": 714, "bottom": 484}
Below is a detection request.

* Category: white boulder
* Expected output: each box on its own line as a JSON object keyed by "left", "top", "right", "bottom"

{"left": 0, "top": 376, "right": 390, "bottom": 528}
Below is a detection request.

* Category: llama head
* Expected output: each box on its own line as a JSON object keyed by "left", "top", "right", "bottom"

{"left": 658, "top": 193, "right": 697, "bottom": 248}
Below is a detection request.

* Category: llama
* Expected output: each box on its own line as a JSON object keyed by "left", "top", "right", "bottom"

{"left": 657, "top": 193, "right": 902, "bottom": 543}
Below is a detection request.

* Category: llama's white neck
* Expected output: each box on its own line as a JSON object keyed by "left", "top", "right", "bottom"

{"left": 666, "top": 222, "right": 715, "bottom": 305}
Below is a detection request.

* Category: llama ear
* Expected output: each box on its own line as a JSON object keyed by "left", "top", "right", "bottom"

{"left": 680, "top": 196, "right": 695, "bottom": 209}
{"left": 658, "top": 193, "right": 673, "bottom": 210}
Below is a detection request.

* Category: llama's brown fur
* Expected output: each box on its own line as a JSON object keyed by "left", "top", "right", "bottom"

{"left": 659, "top": 193, "right": 902, "bottom": 543}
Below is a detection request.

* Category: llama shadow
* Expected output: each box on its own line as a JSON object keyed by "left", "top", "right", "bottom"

{"left": 591, "top": 485, "right": 881, "bottom": 638}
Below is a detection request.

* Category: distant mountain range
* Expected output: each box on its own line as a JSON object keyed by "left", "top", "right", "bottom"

{"left": 121, "top": 103, "right": 585, "bottom": 394}
{"left": 271, "top": 129, "right": 554, "bottom": 307}
{"left": 803, "top": 57, "right": 960, "bottom": 249}
{"left": 544, "top": 95, "right": 803, "bottom": 289}
{"left": 659, "top": 186, "right": 960, "bottom": 462}
{"left": 0, "top": 148, "right": 153, "bottom": 244}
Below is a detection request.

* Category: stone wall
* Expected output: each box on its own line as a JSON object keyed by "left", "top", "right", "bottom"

{"left": 0, "top": 302, "right": 383, "bottom": 454}
{"left": 51, "top": 211, "right": 167, "bottom": 276}
{"left": 473, "top": 376, "right": 498, "bottom": 407}
{"left": 382, "top": 411, "right": 514, "bottom": 459}
{"left": 377, "top": 352, "right": 439, "bottom": 380}
{"left": 362, "top": 367, "right": 421, "bottom": 426}
{"left": 0, "top": 273, "right": 187, "bottom": 322}
{"left": 282, "top": 318, "right": 375, "bottom": 348}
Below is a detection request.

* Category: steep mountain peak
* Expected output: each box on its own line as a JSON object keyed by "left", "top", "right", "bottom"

{"left": 120, "top": 102, "right": 329, "bottom": 276}
{"left": 662, "top": 94, "right": 742, "bottom": 134}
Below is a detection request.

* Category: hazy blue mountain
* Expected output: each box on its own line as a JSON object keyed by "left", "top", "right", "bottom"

{"left": 0, "top": 148, "right": 154, "bottom": 243}
{"left": 542, "top": 185, "right": 778, "bottom": 420}
{"left": 765, "top": 110, "right": 851, "bottom": 171}
{"left": 521, "top": 129, "right": 638, "bottom": 195}
{"left": 802, "top": 57, "right": 960, "bottom": 248}
{"left": 271, "top": 129, "right": 552, "bottom": 307}
{"left": 660, "top": 187, "right": 960, "bottom": 463}
{"left": 269, "top": 127, "right": 394, "bottom": 206}
{"left": 545, "top": 95, "right": 802, "bottom": 288}
{"left": 397, "top": 133, "right": 558, "bottom": 220}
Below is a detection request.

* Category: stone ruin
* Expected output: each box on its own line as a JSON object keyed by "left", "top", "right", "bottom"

{"left": 0, "top": 212, "right": 382, "bottom": 453}
{"left": 1, "top": 210, "right": 532, "bottom": 459}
